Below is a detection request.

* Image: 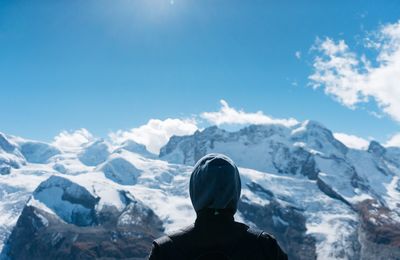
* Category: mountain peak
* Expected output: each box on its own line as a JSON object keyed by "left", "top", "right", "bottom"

{"left": 19, "top": 141, "right": 61, "bottom": 164}
{"left": 291, "top": 120, "right": 328, "bottom": 135}
{"left": 367, "top": 140, "right": 386, "bottom": 156}
{"left": 303, "top": 119, "right": 327, "bottom": 129}
{"left": 117, "top": 140, "right": 155, "bottom": 158}
{"left": 197, "top": 125, "right": 225, "bottom": 136}
{"left": 0, "top": 132, "right": 16, "bottom": 153}
{"left": 78, "top": 139, "right": 110, "bottom": 166}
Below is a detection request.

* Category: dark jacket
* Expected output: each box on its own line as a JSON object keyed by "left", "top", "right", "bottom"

{"left": 148, "top": 210, "right": 288, "bottom": 260}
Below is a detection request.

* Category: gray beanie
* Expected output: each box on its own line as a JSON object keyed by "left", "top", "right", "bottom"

{"left": 189, "top": 153, "right": 241, "bottom": 213}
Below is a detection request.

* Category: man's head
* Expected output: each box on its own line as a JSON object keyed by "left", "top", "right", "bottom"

{"left": 189, "top": 153, "right": 241, "bottom": 214}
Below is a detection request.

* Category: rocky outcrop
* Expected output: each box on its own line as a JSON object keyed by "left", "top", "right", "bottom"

{"left": 316, "top": 176, "right": 351, "bottom": 207}
{"left": 33, "top": 176, "right": 99, "bottom": 226}
{"left": 358, "top": 227, "right": 400, "bottom": 260}
{"left": 356, "top": 199, "right": 400, "bottom": 260}
{"left": 4, "top": 205, "right": 163, "bottom": 260}
{"left": 2, "top": 176, "right": 164, "bottom": 260}
{"left": 272, "top": 146, "right": 319, "bottom": 179}
{"left": 238, "top": 197, "right": 316, "bottom": 260}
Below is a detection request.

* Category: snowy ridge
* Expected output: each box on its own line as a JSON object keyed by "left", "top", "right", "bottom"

{"left": 0, "top": 121, "right": 400, "bottom": 259}
{"left": 159, "top": 122, "right": 399, "bottom": 209}
{"left": 0, "top": 133, "right": 25, "bottom": 175}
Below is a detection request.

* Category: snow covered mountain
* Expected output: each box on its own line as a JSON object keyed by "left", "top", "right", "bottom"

{"left": 160, "top": 121, "right": 400, "bottom": 259}
{"left": 0, "top": 121, "right": 400, "bottom": 259}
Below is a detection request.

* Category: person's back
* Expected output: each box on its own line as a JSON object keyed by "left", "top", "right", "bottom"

{"left": 148, "top": 153, "right": 287, "bottom": 260}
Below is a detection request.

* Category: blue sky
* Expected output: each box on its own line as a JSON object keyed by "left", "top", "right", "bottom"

{"left": 1, "top": 0, "right": 400, "bottom": 149}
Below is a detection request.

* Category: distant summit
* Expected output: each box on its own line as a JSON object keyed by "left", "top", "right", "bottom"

{"left": 159, "top": 120, "right": 347, "bottom": 169}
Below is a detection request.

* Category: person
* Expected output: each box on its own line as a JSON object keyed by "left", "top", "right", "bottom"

{"left": 148, "top": 153, "right": 288, "bottom": 260}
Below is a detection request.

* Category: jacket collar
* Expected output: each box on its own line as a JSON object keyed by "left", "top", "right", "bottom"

{"left": 195, "top": 208, "right": 235, "bottom": 227}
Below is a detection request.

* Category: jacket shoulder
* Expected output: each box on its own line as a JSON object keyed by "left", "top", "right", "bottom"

{"left": 246, "top": 228, "right": 288, "bottom": 260}
{"left": 153, "top": 235, "right": 173, "bottom": 247}
{"left": 168, "top": 224, "right": 195, "bottom": 239}
{"left": 149, "top": 225, "right": 195, "bottom": 260}
{"left": 154, "top": 224, "right": 195, "bottom": 246}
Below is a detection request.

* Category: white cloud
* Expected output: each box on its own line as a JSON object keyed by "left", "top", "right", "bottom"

{"left": 295, "top": 51, "right": 302, "bottom": 59}
{"left": 109, "top": 118, "right": 198, "bottom": 154}
{"left": 309, "top": 20, "right": 400, "bottom": 122}
{"left": 385, "top": 133, "right": 400, "bottom": 147}
{"left": 201, "top": 100, "right": 299, "bottom": 127}
{"left": 108, "top": 100, "right": 300, "bottom": 154}
{"left": 333, "top": 132, "right": 369, "bottom": 150}
{"left": 53, "top": 129, "right": 94, "bottom": 148}
{"left": 368, "top": 111, "right": 384, "bottom": 119}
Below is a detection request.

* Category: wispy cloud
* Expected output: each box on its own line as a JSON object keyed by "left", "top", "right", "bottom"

{"left": 109, "top": 118, "right": 198, "bottom": 154}
{"left": 309, "top": 20, "right": 400, "bottom": 122}
{"left": 53, "top": 128, "right": 94, "bottom": 149}
{"left": 333, "top": 132, "right": 369, "bottom": 150}
{"left": 295, "top": 51, "right": 301, "bottom": 59}
{"left": 385, "top": 133, "right": 400, "bottom": 147}
{"left": 201, "top": 100, "right": 299, "bottom": 127}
